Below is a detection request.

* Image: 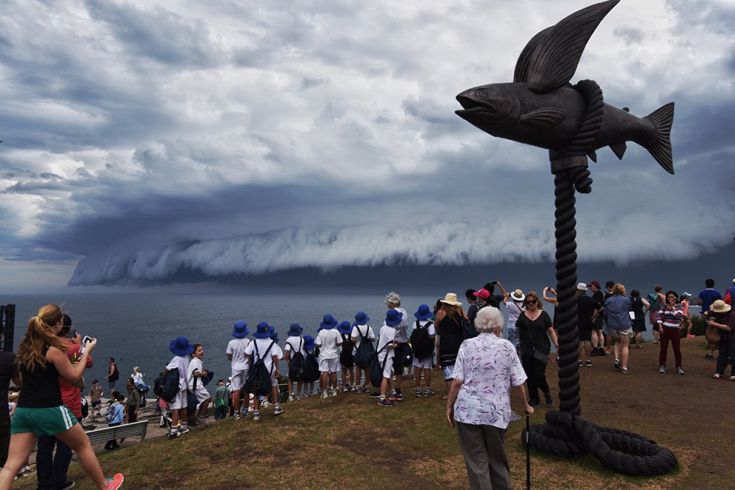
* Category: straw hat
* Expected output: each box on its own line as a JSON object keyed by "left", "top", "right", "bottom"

{"left": 510, "top": 289, "right": 525, "bottom": 302}
{"left": 711, "top": 300, "right": 731, "bottom": 314}
{"left": 440, "top": 292, "right": 462, "bottom": 306}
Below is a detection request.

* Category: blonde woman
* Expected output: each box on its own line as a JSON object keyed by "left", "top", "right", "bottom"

{"left": 0, "top": 305, "right": 124, "bottom": 490}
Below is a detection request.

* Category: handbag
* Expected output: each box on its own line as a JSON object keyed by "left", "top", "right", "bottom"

{"left": 705, "top": 324, "right": 720, "bottom": 345}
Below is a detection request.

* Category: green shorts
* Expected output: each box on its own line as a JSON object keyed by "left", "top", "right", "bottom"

{"left": 11, "top": 406, "right": 78, "bottom": 437}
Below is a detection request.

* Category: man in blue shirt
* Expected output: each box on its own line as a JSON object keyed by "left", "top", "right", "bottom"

{"left": 698, "top": 278, "right": 722, "bottom": 360}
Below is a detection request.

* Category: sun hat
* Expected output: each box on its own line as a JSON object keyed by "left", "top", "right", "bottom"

{"left": 414, "top": 304, "right": 432, "bottom": 321}
{"left": 577, "top": 282, "right": 588, "bottom": 291}
{"left": 303, "top": 335, "right": 316, "bottom": 351}
{"left": 473, "top": 289, "right": 490, "bottom": 300}
{"left": 169, "top": 336, "right": 194, "bottom": 356}
{"left": 385, "top": 309, "right": 403, "bottom": 327}
{"left": 711, "top": 300, "right": 732, "bottom": 314}
{"left": 353, "top": 311, "right": 370, "bottom": 325}
{"left": 439, "top": 292, "right": 462, "bottom": 307}
{"left": 338, "top": 320, "right": 352, "bottom": 335}
{"left": 232, "top": 320, "right": 249, "bottom": 338}
{"left": 320, "top": 314, "right": 338, "bottom": 330}
{"left": 254, "top": 322, "right": 272, "bottom": 339}
{"left": 510, "top": 289, "right": 525, "bottom": 302}
{"left": 287, "top": 323, "right": 303, "bottom": 336}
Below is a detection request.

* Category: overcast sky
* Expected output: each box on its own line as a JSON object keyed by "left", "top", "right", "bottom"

{"left": 1, "top": 0, "right": 734, "bottom": 291}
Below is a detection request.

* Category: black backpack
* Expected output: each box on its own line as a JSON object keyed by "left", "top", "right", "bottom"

{"left": 339, "top": 333, "right": 355, "bottom": 367}
{"left": 369, "top": 342, "right": 390, "bottom": 387}
{"left": 353, "top": 326, "right": 375, "bottom": 369}
{"left": 303, "top": 349, "right": 320, "bottom": 383}
{"left": 410, "top": 320, "right": 434, "bottom": 360}
{"left": 153, "top": 368, "right": 180, "bottom": 403}
{"left": 244, "top": 341, "right": 275, "bottom": 397}
{"left": 287, "top": 339, "right": 306, "bottom": 382}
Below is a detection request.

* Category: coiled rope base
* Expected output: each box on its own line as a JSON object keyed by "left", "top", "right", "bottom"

{"left": 522, "top": 79, "right": 678, "bottom": 477}
{"left": 523, "top": 411, "right": 678, "bottom": 476}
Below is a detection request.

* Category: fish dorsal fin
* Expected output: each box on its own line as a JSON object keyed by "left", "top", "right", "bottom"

{"left": 524, "top": 0, "right": 620, "bottom": 93}
{"left": 514, "top": 27, "right": 554, "bottom": 83}
{"left": 588, "top": 150, "right": 598, "bottom": 162}
{"left": 610, "top": 142, "right": 627, "bottom": 160}
{"left": 519, "top": 107, "right": 567, "bottom": 127}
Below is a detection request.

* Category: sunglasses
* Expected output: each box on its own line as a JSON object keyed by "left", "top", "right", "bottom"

{"left": 524, "top": 300, "right": 537, "bottom": 306}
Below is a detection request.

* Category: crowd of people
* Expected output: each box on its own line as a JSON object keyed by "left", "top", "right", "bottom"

{"left": 0, "top": 277, "right": 732, "bottom": 489}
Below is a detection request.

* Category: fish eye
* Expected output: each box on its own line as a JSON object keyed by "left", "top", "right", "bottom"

{"left": 476, "top": 88, "right": 491, "bottom": 99}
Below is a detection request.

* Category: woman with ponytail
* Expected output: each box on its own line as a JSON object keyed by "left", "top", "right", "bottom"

{"left": 0, "top": 305, "right": 124, "bottom": 490}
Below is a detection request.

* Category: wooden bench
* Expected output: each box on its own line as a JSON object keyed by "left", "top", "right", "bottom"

{"left": 85, "top": 420, "right": 149, "bottom": 447}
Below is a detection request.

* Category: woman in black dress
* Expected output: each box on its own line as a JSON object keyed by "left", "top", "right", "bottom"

{"left": 435, "top": 293, "right": 466, "bottom": 390}
{"left": 629, "top": 290, "right": 649, "bottom": 348}
{"left": 515, "top": 292, "right": 559, "bottom": 407}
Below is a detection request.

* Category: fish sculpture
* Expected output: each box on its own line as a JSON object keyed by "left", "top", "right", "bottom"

{"left": 455, "top": 0, "right": 674, "bottom": 174}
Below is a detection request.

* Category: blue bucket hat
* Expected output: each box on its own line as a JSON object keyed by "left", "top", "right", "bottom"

{"left": 338, "top": 320, "right": 352, "bottom": 335}
{"left": 232, "top": 320, "right": 249, "bottom": 338}
{"left": 320, "top": 314, "right": 338, "bottom": 330}
{"left": 169, "top": 336, "right": 194, "bottom": 356}
{"left": 414, "top": 304, "right": 432, "bottom": 321}
{"left": 269, "top": 326, "right": 279, "bottom": 344}
{"left": 353, "top": 311, "right": 370, "bottom": 325}
{"left": 287, "top": 323, "right": 303, "bottom": 336}
{"left": 254, "top": 322, "right": 272, "bottom": 339}
{"left": 385, "top": 309, "right": 403, "bottom": 327}
{"left": 303, "top": 335, "right": 316, "bottom": 351}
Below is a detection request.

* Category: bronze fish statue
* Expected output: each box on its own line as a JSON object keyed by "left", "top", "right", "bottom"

{"left": 455, "top": 0, "right": 674, "bottom": 174}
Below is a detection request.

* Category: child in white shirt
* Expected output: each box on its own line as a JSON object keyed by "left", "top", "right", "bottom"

{"left": 315, "top": 314, "right": 343, "bottom": 398}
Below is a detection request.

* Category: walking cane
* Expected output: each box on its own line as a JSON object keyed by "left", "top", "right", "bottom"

{"left": 525, "top": 414, "right": 531, "bottom": 490}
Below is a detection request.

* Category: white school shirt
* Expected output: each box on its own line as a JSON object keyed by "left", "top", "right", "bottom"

{"left": 351, "top": 324, "right": 376, "bottom": 349}
{"left": 284, "top": 336, "right": 306, "bottom": 358}
{"left": 226, "top": 337, "right": 251, "bottom": 371}
{"left": 166, "top": 355, "right": 189, "bottom": 392}
{"left": 376, "top": 325, "right": 397, "bottom": 363}
{"left": 315, "top": 328, "right": 342, "bottom": 361}
{"left": 244, "top": 338, "right": 279, "bottom": 373}
{"left": 187, "top": 357, "right": 206, "bottom": 390}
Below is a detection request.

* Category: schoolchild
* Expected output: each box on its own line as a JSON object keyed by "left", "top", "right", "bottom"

{"left": 89, "top": 380, "right": 103, "bottom": 420}
{"left": 284, "top": 323, "right": 305, "bottom": 401}
{"left": 350, "top": 311, "right": 376, "bottom": 392}
{"left": 411, "top": 304, "right": 436, "bottom": 397}
{"left": 376, "top": 310, "right": 401, "bottom": 407}
{"left": 302, "top": 335, "right": 318, "bottom": 397}
{"left": 315, "top": 314, "right": 343, "bottom": 398}
{"left": 104, "top": 394, "right": 124, "bottom": 450}
{"left": 213, "top": 379, "right": 229, "bottom": 419}
{"left": 187, "top": 343, "right": 212, "bottom": 424}
{"left": 243, "top": 322, "right": 283, "bottom": 421}
{"left": 337, "top": 321, "right": 355, "bottom": 392}
{"left": 262, "top": 326, "right": 284, "bottom": 408}
{"left": 166, "top": 336, "right": 193, "bottom": 437}
{"left": 225, "top": 321, "right": 250, "bottom": 420}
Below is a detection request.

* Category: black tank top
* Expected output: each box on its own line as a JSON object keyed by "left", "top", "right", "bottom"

{"left": 438, "top": 313, "right": 463, "bottom": 367}
{"left": 18, "top": 348, "right": 63, "bottom": 408}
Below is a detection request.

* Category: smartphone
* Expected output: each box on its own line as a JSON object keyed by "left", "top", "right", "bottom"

{"left": 82, "top": 336, "right": 93, "bottom": 344}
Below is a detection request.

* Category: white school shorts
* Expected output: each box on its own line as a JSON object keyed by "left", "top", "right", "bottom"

{"left": 381, "top": 356, "right": 394, "bottom": 380}
{"left": 412, "top": 357, "right": 432, "bottom": 369}
{"left": 193, "top": 384, "right": 211, "bottom": 404}
{"left": 230, "top": 369, "right": 247, "bottom": 391}
{"left": 319, "top": 358, "right": 339, "bottom": 373}
{"left": 170, "top": 389, "right": 188, "bottom": 410}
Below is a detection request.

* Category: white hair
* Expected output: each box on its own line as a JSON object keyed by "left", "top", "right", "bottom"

{"left": 385, "top": 291, "right": 401, "bottom": 306}
{"left": 474, "top": 306, "right": 504, "bottom": 334}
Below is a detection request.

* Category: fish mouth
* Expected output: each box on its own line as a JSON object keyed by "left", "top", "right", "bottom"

{"left": 455, "top": 94, "right": 498, "bottom": 116}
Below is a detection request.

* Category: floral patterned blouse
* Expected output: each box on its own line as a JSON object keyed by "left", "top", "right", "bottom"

{"left": 452, "top": 333, "right": 527, "bottom": 429}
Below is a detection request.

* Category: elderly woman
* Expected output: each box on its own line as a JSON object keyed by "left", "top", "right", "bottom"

{"left": 446, "top": 306, "right": 532, "bottom": 490}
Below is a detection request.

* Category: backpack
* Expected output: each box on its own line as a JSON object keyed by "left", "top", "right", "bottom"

{"left": 339, "top": 333, "right": 355, "bottom": 367}
{"left": 463, "top": 315, "right": 478, "bottom": 340}
{"left": 153, "top": 368, "right": 180, "bottom": 403}
{"left": 648, "top": 293, "right": 660, "bottom": 311}
{"left": 244, "top": 341, "right": 276, "bottom": 397}
{"left": 410, "top": 320, "right": 434, "bottom": 360}
{"left": 369, "top": 342, "right": 390, "bottom": 387}
{"left": 353, "top": 326, "right": 375, "bottom": 369}
{"left": 287, "top": 339, "right": 306, "bottom": 382}
{"left": 303, "top": 349, "right": 320, "bottom": 383}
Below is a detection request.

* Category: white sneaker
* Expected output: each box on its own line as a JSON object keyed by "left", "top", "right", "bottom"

{"left": 273, "top": 405, "right": 283, "bottom": 416}
{"left": 330, "top": 389, "right": 337, "bottom": 397}
{"left": 321, "top": 391, "right": 329, "bottom": 399}
{"left": 261, "top": 400, "right": 272, "bottom": 408}
{"left": 288, "top": 394, "right": 295, "bottom": 402}
{"left": 252, "top": 411, "right": 261, "bottom": 421}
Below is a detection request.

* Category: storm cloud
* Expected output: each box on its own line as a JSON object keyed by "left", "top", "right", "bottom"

{"left": 0, "top": 0, "right": 733, "bottom": 287}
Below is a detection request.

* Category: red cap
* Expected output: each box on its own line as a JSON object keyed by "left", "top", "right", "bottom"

{"left": 473, "top": 288, "right": 490, "bottom": 299}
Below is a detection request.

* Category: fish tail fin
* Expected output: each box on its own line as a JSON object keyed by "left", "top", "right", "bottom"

{"left": 643, "top": 102, "right": 675, "bottom": 174}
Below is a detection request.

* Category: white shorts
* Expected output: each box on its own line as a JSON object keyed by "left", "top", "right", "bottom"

{"left": 381, "top": 356, "right": 394, "bottom": 379}
{"left": 319, "top": 358, "right": 339, "bottom": 373}
{"left": 413, "top": 357, "right": 432, "bottom": 369}
{"left": 272, "top": 373, "right": 279, "bottom": 387}
{"left": 230, "top": 369, "right": 247, "bottom": 391}
{"left": 170, "top": 389, "right": 188, "bottom": 410}
{"left": 192, "top": 384, "right": 210, "bottom": 404}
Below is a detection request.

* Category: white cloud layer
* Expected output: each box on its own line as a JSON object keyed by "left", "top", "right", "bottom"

{"left": 1, "top": 0, "right": 734, "bottom": 286}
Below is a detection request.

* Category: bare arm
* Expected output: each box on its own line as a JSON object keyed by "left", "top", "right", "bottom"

{"left": 543, "top": 287, "right": 558, "bottom": 305}
{"left": 47, "top": 339, "right": 96, "bottom": 384}
{"left": 514, "top": 383, "right": 534, "bottom": 415}
{"left": 496, "top": 280, "right": 509, "bottom": 299}
{"left": 445, "top": 378, "right": 463, "bottom": 427}
{"left": 548, "top": 327, "right": 559, "bottom": 350}
{"left": 272, "top": 355, "right": 280, "bottom": 378}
